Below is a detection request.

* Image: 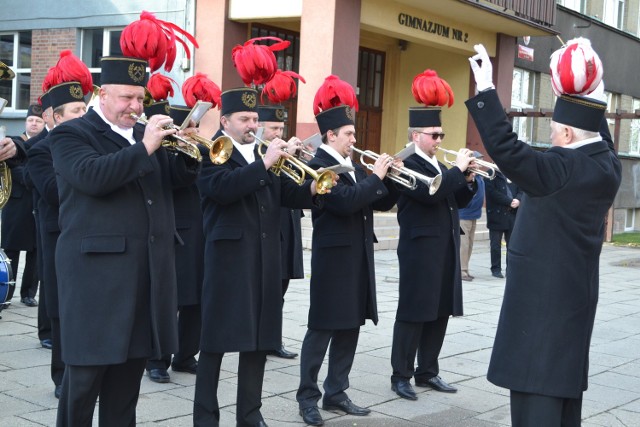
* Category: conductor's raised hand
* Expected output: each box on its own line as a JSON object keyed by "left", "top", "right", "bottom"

{"left": 142, "top": 114, "right": 177, "bottom": 155}
{"left": 468, "top": 44, "right": 495, "bottom": 92}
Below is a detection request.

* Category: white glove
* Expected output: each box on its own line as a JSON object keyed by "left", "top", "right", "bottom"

{"left": 468, "top": 44, "right": 495, "bottom": 92}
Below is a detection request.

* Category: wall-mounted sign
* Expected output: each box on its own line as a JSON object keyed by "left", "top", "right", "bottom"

{"left": 518, "top": 44, "right": 534, "bottom": 61}
{"left": 398, "top": 13, "right": 468, "bottom": 43}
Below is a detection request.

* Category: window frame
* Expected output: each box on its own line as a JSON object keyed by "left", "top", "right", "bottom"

{"left": 0, "top": 30, "right": 33, "bottom": 113}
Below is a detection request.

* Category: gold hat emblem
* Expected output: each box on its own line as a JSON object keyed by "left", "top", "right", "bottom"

{"left": 128, "top": 63, "right": 146, "bottom": 83}
{"left": 69, "top": 84, "right": 83, "bottom": 99}
{"left": 164, "top": 104, "right": 171, "bottom": 114}
{"left": 345, "top": 106, "right": 354, "bottom": 121}
{"left": 241, "top": 92, "right": 257, "bottom": 108}
{"left": 275, "top": 108, "right": 285, "bottom": 121}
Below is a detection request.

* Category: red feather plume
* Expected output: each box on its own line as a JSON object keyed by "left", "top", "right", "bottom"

{"left": 411, "top": 69, "right": 454, "bottom": 108}
{"left": 120, "top": 11, "right": 199, "bottom": 73}
{"left": 312, "top": 75, "right": 359, "bottom": 115}
{"left": 231, "top": 36, "right": 290, "bottom": 86}
{"left": 261, "top": 69, "right": 305, "bottom": 104}
{"left": 182, "top": 72, "right": 221, "bottom": 109}
{"left": 147, "top": 73, "right": 176, "bottom": 102}
{"left": 55, "top": 50, "right": 93, "bottom": 95}
{"left": 42, "top": 66, "right": 63, "bottom": 93}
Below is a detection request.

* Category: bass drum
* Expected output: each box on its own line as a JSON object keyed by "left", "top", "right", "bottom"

{"left": 0, "top": 248, "right": 15, "bottom": 312}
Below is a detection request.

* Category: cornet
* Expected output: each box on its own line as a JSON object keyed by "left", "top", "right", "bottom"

{"left": 437, "top": 147, "right": 497, "bottom": 180}
{"left": 351, "top": 147, "right": 441, "bottom": 195}
{"left": 130, "top": 113, "right": 233, "bottom": 165}
{"left": 250, "top": 132, "right": 336, "bottom": 195}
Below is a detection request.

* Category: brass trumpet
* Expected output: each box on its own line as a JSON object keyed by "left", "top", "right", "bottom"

{"left": 250, "top": 132, "right": 336, "bottom": 195}
{"left": 351, "top": 147, "right": 441, "bottom": 195}
{"left": 130, "top": 113, "right": 233, "bottom": 165}
{"left": 0, "top": 62, "right": 14, "bottom": 209}
{"left": 437, "top": 147, "right": 497, "bottom": 180}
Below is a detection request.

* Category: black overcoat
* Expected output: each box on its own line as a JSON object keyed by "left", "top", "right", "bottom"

{"left": 395, "top": 153, "right": 474, "bottom": 322}
{"left": 27, "top": 137, "right": 60, "bottom": 317}
{"left": 49, "top": 109, "right": 199, "bottom": 365}
{"left": 466, "top": 90, "right": 622, "bottom": 399}
{"left": 196, "top": 140, "right": 318, "bottom": 353}
{"left": 306, "top": 149, "right": 398, "bottom": 330}
{"left": 280, "top": 207, "right": 304, "bottom": 280}
{"left": 484, "top": 172, "right": 521, "bottom": 230}
{"left": 173, "top": 183, "right": 204, "bottom": 306}
{"left": 1, "top": 136, "right": 36, "bottom": 251}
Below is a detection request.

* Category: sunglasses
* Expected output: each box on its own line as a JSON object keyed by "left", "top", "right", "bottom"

{"left": 417, "top": 131, "right": 445, "bottom": 140}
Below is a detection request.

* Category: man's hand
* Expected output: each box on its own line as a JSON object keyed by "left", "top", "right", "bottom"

{"left": 454, "top": 148, "right": 474, "bottom": 173}
{"left": 0, "top": 137, "right": 17, "bottom": 162}
{"left": 372, "top": 153, "right": 394, "bottom": 180}
{"left": 510, "top": 199, "right": 520, "bottom": 209}
{"left": 468, "top": 44, "right": 495, "bottom": 92}
{"left": 263, "top": 137, "right": 289, "bottom": 169}
{"left": 142, "top": 114, "right": 177, "bottom": 155}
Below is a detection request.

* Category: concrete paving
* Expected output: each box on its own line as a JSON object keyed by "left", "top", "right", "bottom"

{"left": 1, "top": 241, "right": 639, "bottom": 426}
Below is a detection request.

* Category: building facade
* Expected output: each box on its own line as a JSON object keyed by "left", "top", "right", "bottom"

{"left": 0, "top": 0, "right": 637, "bottom": 233}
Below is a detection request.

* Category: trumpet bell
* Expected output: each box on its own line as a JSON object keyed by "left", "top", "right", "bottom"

{"left": 315, "top": 170, "right": 337, "bottom": 195}
{"left": 209, "top": 136, "right": 233, "bottom": 165}
{"left": 0, "top": 61, "right": 15, "bottom": 81}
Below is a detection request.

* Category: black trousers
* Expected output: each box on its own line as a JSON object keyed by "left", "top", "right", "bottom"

{"left": 38, "top": 279, "right": 51, "bottom": 341}
{"left": 146, "top": 304, "right": 201, "bottom": 370}
{"left": 296, "top": 327, "right": 360, "bottom": 409}
{"left": 50, "top": 317, "right": 65, "bottom": 386}
{"left": 510, "top": 390, "right": 583, "bottom": 427}
{"left": 391, "top": 317, "right": 449, "bottom": 383}
{"left": 56, "top": 358, "right": 146, "bottom": 427}
{"left": 194, "top": 350, "right": 267, "bottom": 427}
{"left": 5, "top": 249, "right": 38, "bottom": 299}
{"left": 489, "top": 228, "right": 512, "bottom": 273}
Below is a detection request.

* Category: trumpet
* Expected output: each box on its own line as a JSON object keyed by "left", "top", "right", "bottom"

{"left": 130, "top": 113, "right": 233, "bottom": 165}
{"left": 437, "top": 147, "right": 497, "bottom": 180}
{"left": 250, "top": 132, "right": 336, "bottom": 195}
{"left": 351, "top": 147, "right": 441, "bottom": 195}
{"left": 0, "top": 126, "right": 11, "bottom": 209}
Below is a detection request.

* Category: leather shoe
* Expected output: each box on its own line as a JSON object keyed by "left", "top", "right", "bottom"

{"left": 322, "top": 398, "right": 370, "bottom": 416}
{"left": 461, "top": 274, "right": 473, "bottom": 282}
{"left": 41, "top": 339, "right": 53, "bottom": 349}
{"left": 391, "top": 380, "right": 417, "bottom": 400}
{"left": 269, "top": 343, "right": 298, "bottom": 359}
{"left": 171, "top": 361, "right": 198, "bottom": 374}
{"left": 415, "top": 376, "right": 457, "bottom": 393}
{"left": 147, "top": 368, "right": 170, "bottom": 383}
{"left": 491, "top": 271, "right": 504, "bottom": 278}
{"left": 21, "top": 297, "right": 38, "bottom": 307}
{"left": 299, "top": 406, "right": 323, "bottom": 426}
{"left": 54, "top": 385, "right": 62, "bottom": 399}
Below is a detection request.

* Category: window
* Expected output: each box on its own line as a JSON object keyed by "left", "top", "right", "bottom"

{"left": 80, "top": 28, "right": 123, "bottom": 86}
{"left": 559, "top": 0, "right": 585, "bottom": 13}
{"left": 603, "top": 0, "right": 625, "bottom": 29}
{"left": 511, "top": 68, "right": 535, "bottom": 143}
{"left": 625, "top": 208, "right": 636, "bottom": 231}
{"left": 0, "top": 31, "right": 33, "bottom": 111}
{"left": 630, "top": 98, "right": 640, "bottom": 155}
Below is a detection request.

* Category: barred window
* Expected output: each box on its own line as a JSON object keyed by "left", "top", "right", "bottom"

{"left": 0, "top": 31, "right": 33, "bottom": 112}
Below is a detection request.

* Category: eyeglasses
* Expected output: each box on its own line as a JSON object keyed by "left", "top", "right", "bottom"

{"left": 417, "top": 132, "right": 445, "bottom": 140}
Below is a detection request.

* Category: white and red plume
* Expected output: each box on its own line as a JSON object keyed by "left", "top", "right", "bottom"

{"left": 411, "top": 69, "right": 454, "bottom": 108}
{"left": 231, "top": 36, "right": 290, "bottom": 86}
{"left": 550, "top": 37, "right": 603, "bottom": 97}
{"left": 312, "top": 75, "right": 359, "bottom": 115}
{"left": 182, "top": 72, "right": 222, "bottom": 109}
{"left": 147, "top": 73, "right": 176, "bottom": 102}
{"left": 120, "top": 11, "right": 199, "bottom": 73}
{"left": 261, "top": 69, "right": 305, "bottom": 104}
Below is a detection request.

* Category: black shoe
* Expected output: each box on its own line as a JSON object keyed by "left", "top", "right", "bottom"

{"left": 299, "top": 406, "right": 324, "bottom": 426}
{"left": 41, "top": 339, "right": 53, "bottom": 349}
{"left": 54, "top": 385, "right": 62, "bottom": 399}
{"left": 269, "top": 343, "right": 298, "bottom": 359}
{"left": 322, "top": 398, "right": 370, "bottom": 416}
{"left": 415, "top": 376, "right": 457, "bottom": 393}
{"left": 491, "top": 271, "right": 504, "bottom": 278}
{"left": 21, "top": 297, "right": 38, "bottom": 307}
{"left": 171, "top": 361, "right": 198, "bottom": 374}
{"left": 147, "top": 368, "right": 170, "bottom": 383}
{"left": 253, "top": 421, "right": 268, "bottom": 427}
{"left": 391, "top": 380, "right": 417, "bottom": 400}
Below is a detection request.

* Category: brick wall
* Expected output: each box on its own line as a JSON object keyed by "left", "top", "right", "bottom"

{"left": 30, "top": 28, "right": 78, "bottom": 103}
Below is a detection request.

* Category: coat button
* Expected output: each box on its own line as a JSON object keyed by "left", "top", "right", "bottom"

{"left": 147, "top": 199, "right": 153, "bottom": 205}
{"left": 259, "top": 179, "right": 266, "bottom": 186}
{"left": 262, "top": 232, "right": 267, "bottom": 239}
{"left": 364, "top": 215, "right": 367, "bottom": 221}
{"left": 150, "top": 235, "right": 155, "bottom": 243}
{"left": 477, "top": 101, "right": 485, "bottom": 109}
{"left": 260, "top": 205, "right": 266, "bottom": 213}
{"left": 376, "top": 190, "right": 382, "bottom": 195}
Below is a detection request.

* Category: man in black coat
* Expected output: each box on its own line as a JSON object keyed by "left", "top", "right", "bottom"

{"left": 50, "top": 56, "right": 200, "bottom": 426}
{"left": 467, "top": 44, "right": 621, "bottom": 426}
{"left": 258, "top": 105, "right": 302, "bottom": 360}
{"left": 484, "top": 171, "right": 521, "bottom": 278}
{"left": 2, "top": 103, "right": 43, "bottom": 307}
{"left": 193, "top": 88, "right": 323, "bottom": 427}
{"left": 296, "top": 104, "right": 399, "bottom": 426}
{"left": 390, "top": 105, "right": 476, "bottom": 402}
{"left": 27, "top": 81, "right": 88, "bottom": 399}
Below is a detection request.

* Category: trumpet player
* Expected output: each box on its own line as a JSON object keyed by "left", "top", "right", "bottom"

{"left": 390, "top": 70, "right": 477, "bottom": 402}
{"left": 194, "top": 88, "right": 326, "bottom": 427}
